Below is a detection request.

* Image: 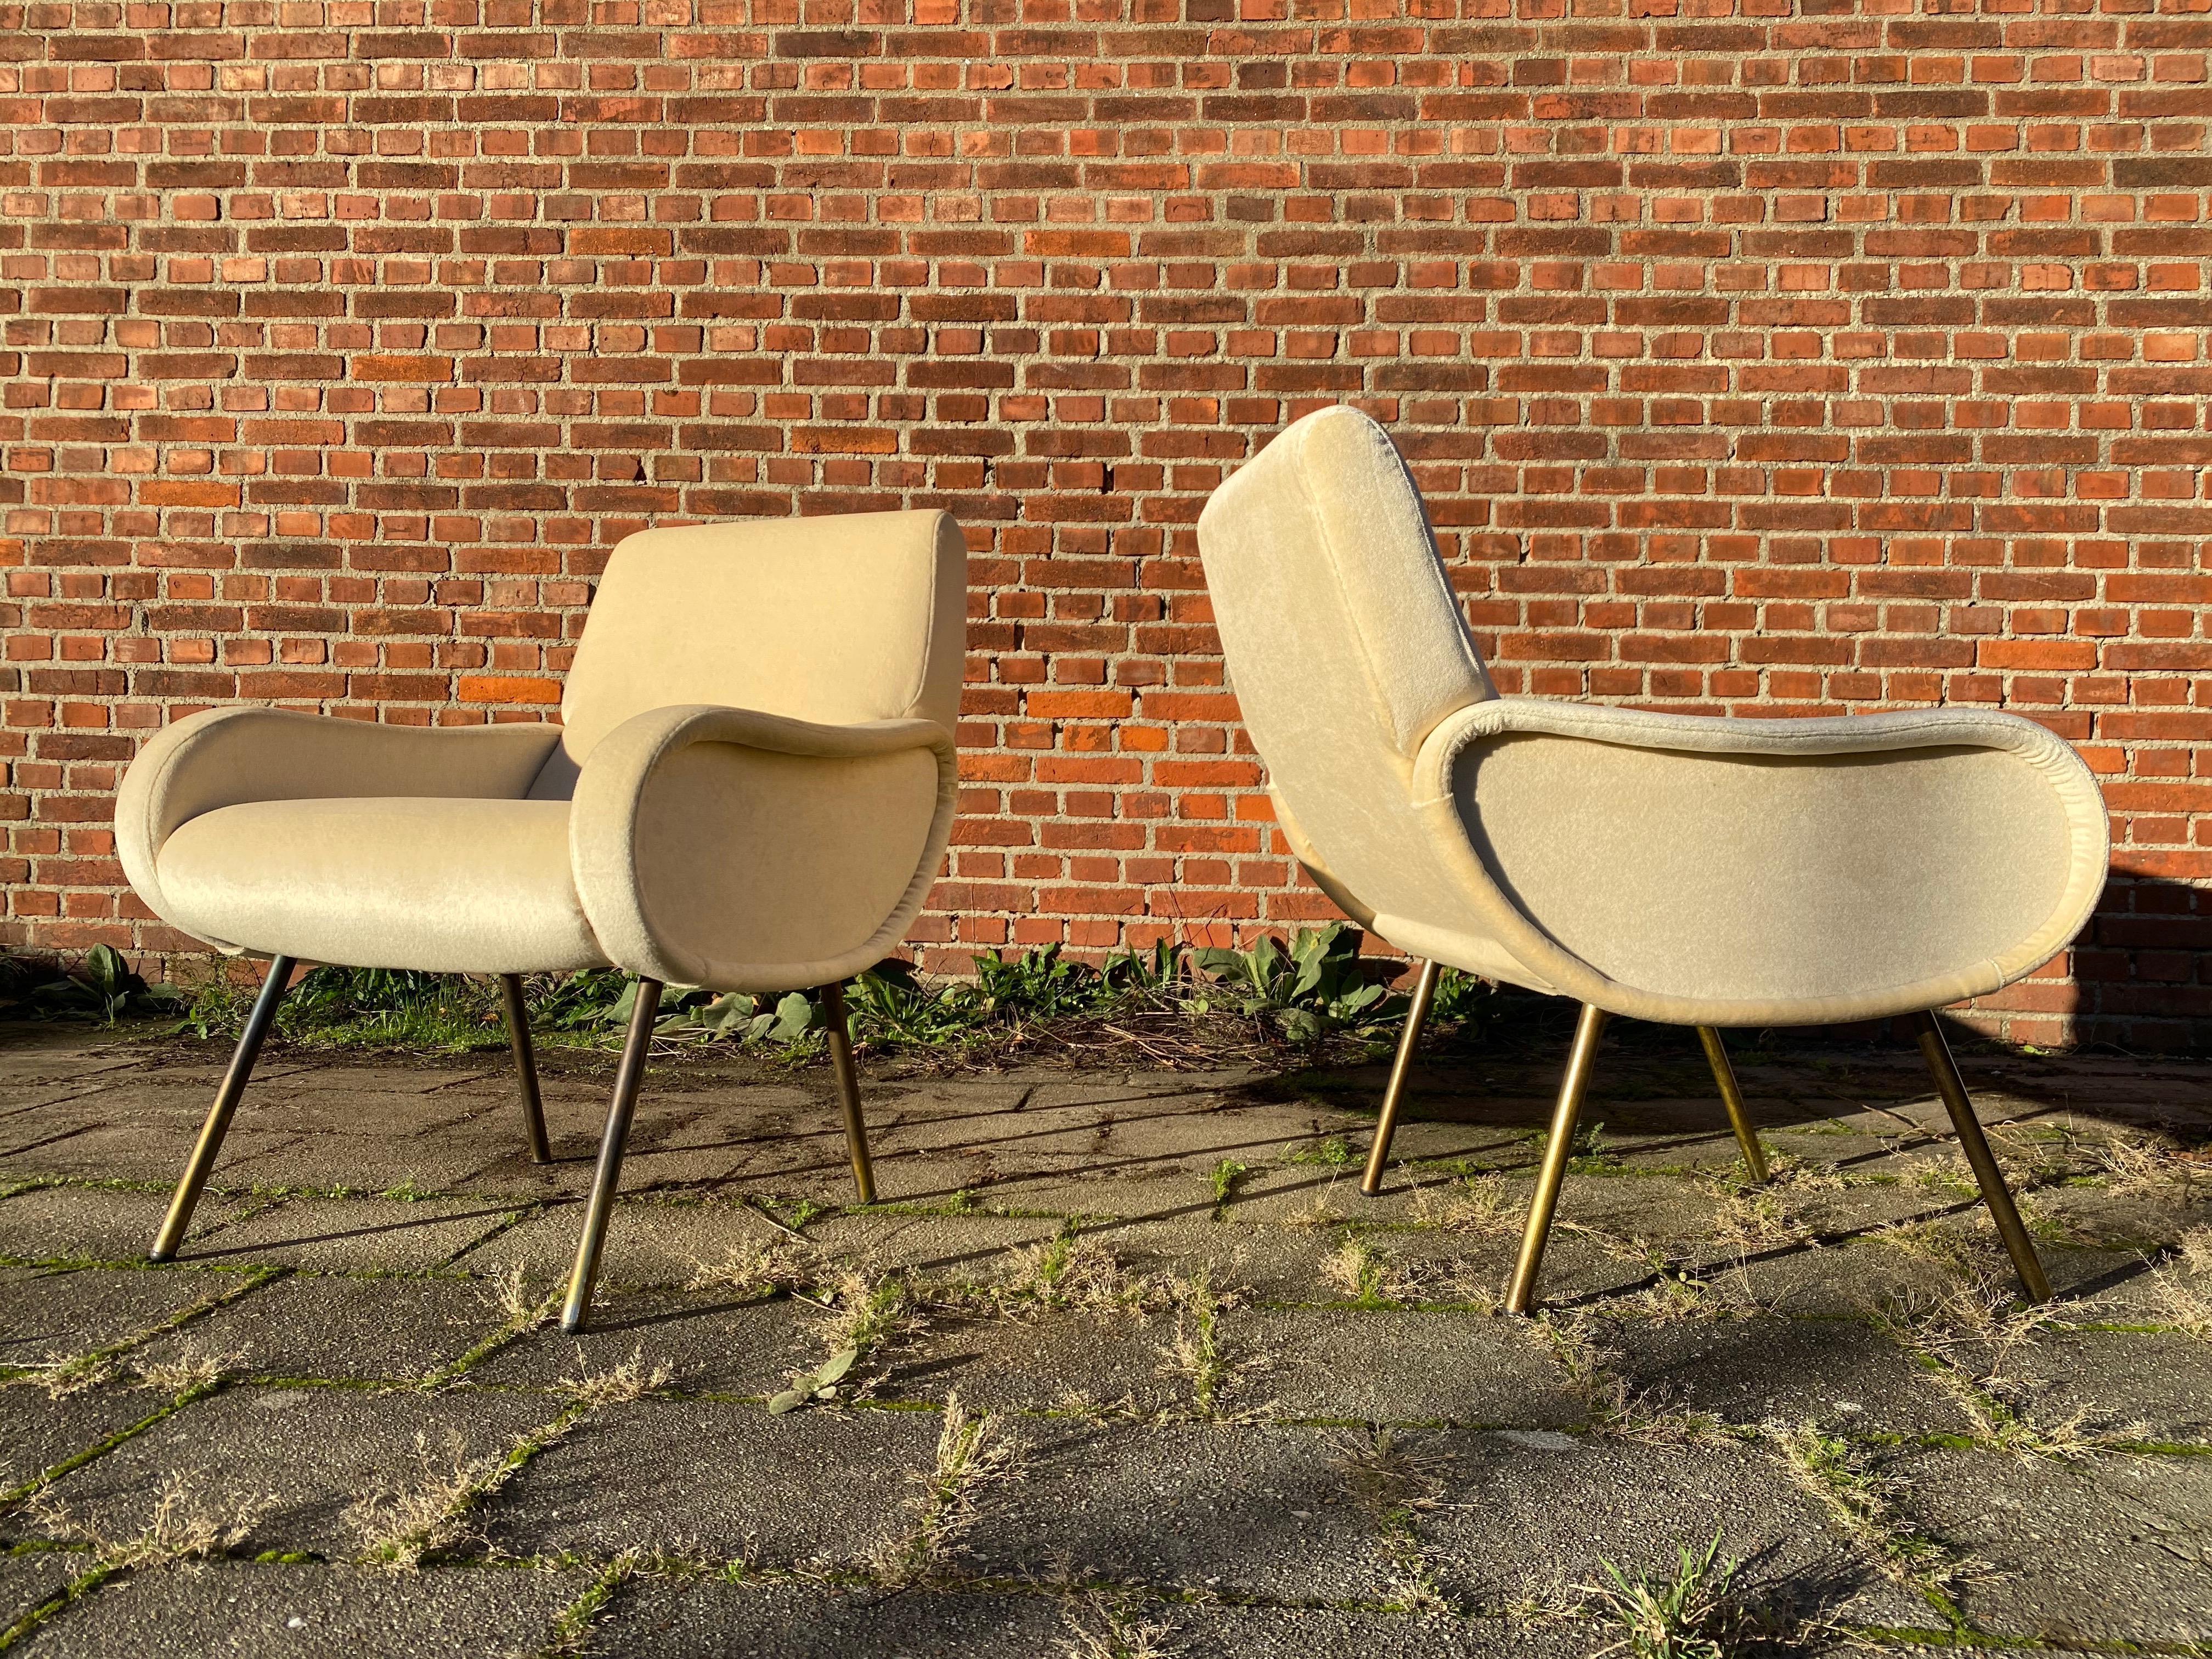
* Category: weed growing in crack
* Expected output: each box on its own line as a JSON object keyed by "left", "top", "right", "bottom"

{"left": 1585, "top": 1530, "right": 1757, "bottom": 1659}
{"left": 1710, "top": 1187, "right": 1810, "bottom": 1252}
{"left": 1332, "top": 1425, "right": 1454, "bottom": 1613}
{"left": 1770, "top": 1421, "right": 1950, "bottom": 1587}
{"left": 821, "top": 1266, "right": 922, "bottom": 1356}
{"left": 478, "top": 1262, "right": 554, "bottom": 1330}
{"left": 31, "top": 1470, "right": 272, "bottom": 1568}
{"left": 345, "top": 1428, "right": 509, "bottom": 1568}
{"left": 545, "top": 1545, "right": 657, "bottom": 1652}
{"left": 1209, "top": 1158, "right": 1248, "bottom": 1207}
{"left": 2155, "top": 1227, "right": 2212, "bottom": 1338}
{"left": 130, "top": 1336, "right": 243, "bottom": 1395}
{"left": 17, "top": 1353, "right": 119, "bottom": 1400}
{"left": 994, "top": 1236, "right": 1160, "bottom": 1317}
{"left": 1161, "top": 1265, "right": 1253, "bottom": 1415}
{"left": 1285, "top": 1135, "right": 1355, "bottom": 1168}
{"left": 2094, "top": 1136, "right": 2203, "bottom": 1204}
{"left": 772, "top": 1267, "right": 922, "bottom": 1411}
{"left": 873, "top": 1391, "right": 1020, "bottom": 1585}
{"left": 1409, "top": 1173, "right": 1515, "bottom": 1235}
{"left": 562, "top": 1349, "right": 676, "bottom": 1409}
{"left": 685, "top": 1234, "right": 819, "bottom": 1299}
{"left": 1320, "top": 1233, "right": 1391, "bottom": 1305}
{"left": 1057, "top": 1595, "right": 1181, "bottom": 1659}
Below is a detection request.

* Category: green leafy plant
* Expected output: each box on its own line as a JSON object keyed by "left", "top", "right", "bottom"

{"left": 1190, "top": 924, "right": 1394, "bottom": 1041}
{"left": 16, "top": 945, "right": 182, "bottom": 1024}
{"left": 767, "top": 1345, "right": 859, "bottom": 1414}
{"left": 1587, "top": 1531, "right": 1753, "bottom": 1659}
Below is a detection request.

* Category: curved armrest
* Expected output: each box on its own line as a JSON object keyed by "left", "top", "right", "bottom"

{"left": 1400, "top": 697, "right": 2108, "bottom": 1027}
{"left": 568, "top": 704, "right": 958, "bottom": 993}
{"left": 116, "top": 707, "right": 562, "bottom": 930}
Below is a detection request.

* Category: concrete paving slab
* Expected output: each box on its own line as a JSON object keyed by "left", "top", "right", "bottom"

{"left": 0, "top": 1385, "right": 172, "bottom": 1500}
{"left": 9, "top": 1559, "right": 584, "bottom": 1658}
{"left": 1149, "top": 1603, "right": 1605, "bottom": 1656}
{"left": 582, "top": 1578, "right": 1070, "bottom": 1658}
{"left": 1884, "top": 1446, "right": 2212, "bottom": 1644}
{"left": 212, "top": 1138, "right": 519, "bottom": 1199}
{"left": 0, "top": 1265, "right": 235, "bottom": 1368}
{"left": 449, "top": 1197, "right": 788, "bottom": 1290}
{"left": 1240, "top": 1308, "right": 1585, "bottom": 1428}
{"left": 1417, "top": 1430, "right": 1928, "bottom": 1629}
{"left": 2, "top": 1125, "right": 304, "bottom": 1186}
{"left": 960, "top": 1420, "right": 1393, "bottom": 1600}
{"left": 480, "top": 1398, "right": 940, "bottom": 1567}
{"left": 129, "top": 1274, "right": 508, "bottom": 1387}
{"left": 888, "top": 1309, "right": 1187, "bottom": 1416}
{"left": 464, "top": 1293, "right": 822, "bottom": 1399}
{"left": 42, "top": 1385, "right": 556, "bottom": 1561}
{"left": 804, "top": 1212, "right": 1064, "bottom": 1283}
{"left": 1581, "top": 1313, "right": 1973, "bottom": 1434}
{"left": 958, "top": 1165, "right": 1222, "bottom": 1222}
{"left": 175, "top": 1199, "right": 522, "bottom": 1273}
{"left": 0, "top": 1183, "right": 256, "bottom": 1266}
{"left": 1064, "top": 1217, "right": 1331, "bottom": 1302}
{"left": 1977, "top": 1328, "right": 2212, "bottom": 1441}
{"left": 0, "top": 1549, "right": 78, "bottom": 1638}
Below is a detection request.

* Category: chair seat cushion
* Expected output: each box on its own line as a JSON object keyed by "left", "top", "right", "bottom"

{"left": 155, "top": 797, "right": 609, "bottom": 975}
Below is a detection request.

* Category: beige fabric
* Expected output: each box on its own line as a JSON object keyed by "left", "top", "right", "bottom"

{"left": 114, "top": 708, "right": 561, "bottom": 936}
{"left": 1199, "top": 405, "right": 2111, "bottom": 1028}
{"left": 570, "top": 706, "right": 958, "bottom": 992}
{"left": 114, "top": 511, "right": 968, "bottom": 989}
{"left": 534, "top": 509, "right": 966, "bottom": 798}
{"left": 157, "top": 798, "right": 606, "bottom": 975}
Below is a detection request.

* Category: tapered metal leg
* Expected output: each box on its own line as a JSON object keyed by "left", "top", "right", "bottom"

{"left": 499, "top": 974, "right": 552, "bottom": 1164}
{"left": 1362, "top": 959, "right": 1441, "bottom": 1197}
{"left": 1912, "top": 1010, "right": 2052, "bottom": 1302}
{"left": 1696, "top": 1026, "right": 1769, "bottom": 1184}
{"left": 821, "top": 981, "right": 876, "bottom": 1204}
{"left": 150, "top": 955, "right": 296, "bottom": 1262}
{"left": 1505, "top": 1003, "right": 1608, "bottom": 1315}
{"left": 561, "top": 978, "right": 662, "bottom": 1334}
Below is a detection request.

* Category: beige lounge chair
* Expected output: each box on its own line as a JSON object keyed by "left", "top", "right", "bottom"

{"left": 1197, "top": 407, "right": 2107, "bottom": 1311}
{"left": 116, "top": 511, "right": 966, "bottom": 1330}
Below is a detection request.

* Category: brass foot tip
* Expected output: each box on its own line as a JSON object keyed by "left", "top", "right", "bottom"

{"left": 1358, "top": 1178, "right": 1383, "bottom": 1198}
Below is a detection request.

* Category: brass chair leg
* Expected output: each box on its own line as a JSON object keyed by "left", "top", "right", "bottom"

{"left": 1362, "top": 958, "right": 1441, "bottom": 1196}
{"left": 1912, "top": 1009, "right": 2052, "bottom": 1302}
{"left": 821, "top": 980, "right": 876, "bottom": 1204}
{"left": 1504, "top": 1002, "right": 1608, "bottom": 1315}
{"left": 1696, "top": 1026, "right": 1769, "bottom": 1183}
{"left": 561, "top": 978, "right": 662, "bottom": 1334}
{"left": 150, "top": 954, "right": 296, "bottom": 1262}
{"left": 499, "top": 973, "right": 552, "bottom": 1164}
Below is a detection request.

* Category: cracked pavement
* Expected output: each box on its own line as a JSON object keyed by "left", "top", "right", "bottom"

{"left": 1, "top": 1017, "right": 2209, "bottom": 1655}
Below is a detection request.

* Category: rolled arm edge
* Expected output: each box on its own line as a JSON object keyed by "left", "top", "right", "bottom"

{"left": 115, "top": 706, "right": 562, "bottom": 938}
{"left": 1401, "top": 697, "right": 2112, "bottom": 1026}
{"left": 569, "top": 704, "right": 959, "bottom": 990}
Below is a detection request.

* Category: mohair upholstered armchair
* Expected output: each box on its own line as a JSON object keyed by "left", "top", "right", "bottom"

{"left": 1197, "top": 408, "right": 2108, "bottom": 1312}
{"left": 117, "top": 510, "right": 966, "bottom": 1330}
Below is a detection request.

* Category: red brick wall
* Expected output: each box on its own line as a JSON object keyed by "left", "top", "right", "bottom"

{"left": 4, "top": 3, "right": 2208, "bottom": 1046}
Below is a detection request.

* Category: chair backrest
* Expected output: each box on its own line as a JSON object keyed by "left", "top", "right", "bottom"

{"left": 533, "top": 509, "right": 966, "bottom": 798}
{"left": 1195, "top": 407, "right": 1494, "bottom": 890}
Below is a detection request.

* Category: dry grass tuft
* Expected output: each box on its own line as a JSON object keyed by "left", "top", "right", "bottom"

{"left": 131, "top": 1336, "right": 244, "bottom": 1396}
{"left": 1056, "top": 1597, "right": 1181, "bottom": 1659}
{"left": 343, "top": 1428, "right": 507, "bottom": 1569}
{"left": 562, "top": 1348, "right": 676, "bottom": 1408}
{"left": 874, "top": 1391, "right": 1022, "bottom": 1585}
{"left": 31, "top": 1470, "right": 272, "bottom": 1569}
{"left": 685, "top": 1234, "right": 819, "bottom": 1298}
